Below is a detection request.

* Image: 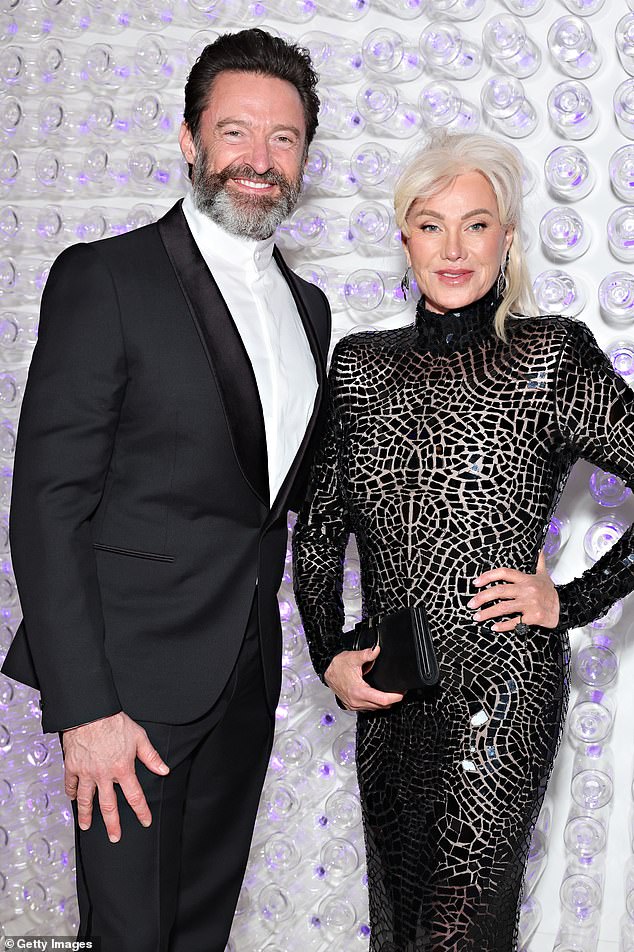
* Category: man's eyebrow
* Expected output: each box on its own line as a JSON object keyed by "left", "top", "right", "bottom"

{"left": 215, "top": 118, "right": 302, "bottom": 137}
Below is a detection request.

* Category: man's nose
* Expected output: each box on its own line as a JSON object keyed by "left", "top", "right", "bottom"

{"left": 246, "top": 137, "right": 274, "bottom": 174}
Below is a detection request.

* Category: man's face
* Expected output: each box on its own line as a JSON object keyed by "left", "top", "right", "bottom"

{"left": 179, "top": 70, "right": 308, "bottom": 240}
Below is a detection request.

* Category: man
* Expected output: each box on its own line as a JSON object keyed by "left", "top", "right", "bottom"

{"left": 1, "top": 29, "right": 330, "bottom": 951}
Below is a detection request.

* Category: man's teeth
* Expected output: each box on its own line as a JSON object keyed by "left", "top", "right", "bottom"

{"left": 235, "top": 179, "right": 273, "bottom": 189}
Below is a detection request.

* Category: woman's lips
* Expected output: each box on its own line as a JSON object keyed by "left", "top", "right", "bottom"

{"left": 435, "top": 270, "right": 474, "bottom": 285}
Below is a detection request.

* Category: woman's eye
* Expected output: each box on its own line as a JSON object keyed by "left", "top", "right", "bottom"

{"left": 468, "top": 222, "right": 487, "bottom": 231}
{"left": 420, "top": 223, "right": 439, "bottom": 232}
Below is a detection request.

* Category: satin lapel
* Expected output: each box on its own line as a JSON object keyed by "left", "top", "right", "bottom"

{"left": 158, "top": 201, "right": 269, "bottom": 507}
{"left": 269, "top": 247, "right": 327, "bottom": 519}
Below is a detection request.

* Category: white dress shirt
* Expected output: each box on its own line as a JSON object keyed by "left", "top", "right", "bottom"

{"left": 182, "top": 193, "right": 318, "bottom": 504}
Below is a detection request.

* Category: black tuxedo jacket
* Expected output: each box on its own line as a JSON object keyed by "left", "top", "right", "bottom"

{"left": 1, "top": 200, "right": 330, "bottom": 733}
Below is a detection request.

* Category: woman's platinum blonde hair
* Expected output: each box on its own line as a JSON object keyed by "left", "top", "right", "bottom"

{"left": 394, "top": 130, "right": 537, "bottom": 340}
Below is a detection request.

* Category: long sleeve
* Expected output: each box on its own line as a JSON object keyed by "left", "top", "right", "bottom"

{"left": 552, "top": 319, "right": 634, "bottom": 631}
{"left": 8, "top": 242, "right": 127, "bottom": 732}
{"left": 292, "top": 342, "right": 351, "bottom": 681}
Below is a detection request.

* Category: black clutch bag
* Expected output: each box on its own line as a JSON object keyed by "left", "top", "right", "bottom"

{"left": 340, "top": 604, "right": 439, "bottom": 693}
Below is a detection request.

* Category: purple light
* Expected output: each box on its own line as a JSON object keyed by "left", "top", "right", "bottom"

{"left": 8, "top": 22, "right": 17, "bottom": 35}
{"left": 118, "top": 12, "right": 130, "bottom": 24}
{"left": 320, "top": 713, "right": 335, "bottom": 726}
{"left": 160, "top": 117, "right": 171, "bottom": 131}
{"left": 317, "top": 814, "right": 328, "bottom": 827}
{"left": 162, "top": 65, "right": 174, "bottom": 77}
{"left": 115, "top": 119, "right": 129, "bottom": 131}
{"left": 160, "top": 11, "right": 173, "bottom": 22}
{"left": 79, "top": 16, "right": 90, "bottom": 28}
{"left": 155, "top": 169, "right": 169, "bottom": 185}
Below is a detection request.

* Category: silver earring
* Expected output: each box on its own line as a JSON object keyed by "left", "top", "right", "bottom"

{"left": 496, "top": 252, "right": 510, "bottom": 299}
{"left": 401, "top": 266, "right": 411, "bottom": 300}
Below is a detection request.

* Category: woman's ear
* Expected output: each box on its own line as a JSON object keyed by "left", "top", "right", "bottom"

{"left": 401, "top": 233, "right": 411, "bottom": 267}
{"left": 504, "top": 225, "right": 515, "bottom": 257}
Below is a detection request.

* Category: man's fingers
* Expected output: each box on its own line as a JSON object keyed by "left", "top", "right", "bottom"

{"left": 64, "top": 770, "right": 79, "bottom": 800}
{"left": 118, "top": 774, "right": 153, "bottom": 829}
{"left": 76, "top": 780, "right": 97, "bottom": 831}
{"left": 96, "top": 781, "right": 122, "bottom": 843}
{"left": 135, "top": 732, "right": 170, "bottom": 776}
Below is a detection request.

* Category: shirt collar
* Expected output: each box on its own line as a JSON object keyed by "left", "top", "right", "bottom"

{"left": 182, "top": 192, "right": 276, "bottom": 274}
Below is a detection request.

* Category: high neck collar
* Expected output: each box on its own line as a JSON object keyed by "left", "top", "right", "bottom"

{"left": 415, "top": 284, "right": 501, "bottom": 353}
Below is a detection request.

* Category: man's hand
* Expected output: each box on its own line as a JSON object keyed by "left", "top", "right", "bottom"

{"left": 324, "top": 645, "right": 405, "bottom": 711}
{"left": 62, "top": 711, "right": 170, "bottom": 844}
{"left": 467, "top": 551, "right": 560, "bottom": 631}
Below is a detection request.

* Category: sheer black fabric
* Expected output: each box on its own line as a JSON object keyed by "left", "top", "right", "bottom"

{"left": 292, "top": 289, "right": 634, "bottom": 951}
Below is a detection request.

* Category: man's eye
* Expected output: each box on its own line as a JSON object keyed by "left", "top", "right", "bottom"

{"left": 224, "top": 130, "right": 242, "bottom": 138}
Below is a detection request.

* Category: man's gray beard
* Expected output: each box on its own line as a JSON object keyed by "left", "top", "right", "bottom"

{"left": 190, "top": 147, "right": 302, "bottom": 241}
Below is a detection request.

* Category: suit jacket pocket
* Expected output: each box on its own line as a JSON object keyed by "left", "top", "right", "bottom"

{"left": 92, "top": 543, "right": 175, "bottom": 563}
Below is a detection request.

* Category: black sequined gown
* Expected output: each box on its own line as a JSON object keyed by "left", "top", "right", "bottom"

{"left": 292, "top": 287, "right": 634, "bottom": 952}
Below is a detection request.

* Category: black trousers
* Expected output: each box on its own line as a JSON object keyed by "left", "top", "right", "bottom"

{"left": 65, "top": 600, "right": 275, "bottom": 952}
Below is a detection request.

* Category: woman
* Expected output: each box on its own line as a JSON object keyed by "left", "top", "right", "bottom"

{"left": 292, "top": 131, "right": 634, "bottom": 952}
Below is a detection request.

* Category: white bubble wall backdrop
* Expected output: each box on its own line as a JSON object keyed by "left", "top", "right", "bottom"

{"left": 1, "top": 0, "right": 634, "bottom": 949}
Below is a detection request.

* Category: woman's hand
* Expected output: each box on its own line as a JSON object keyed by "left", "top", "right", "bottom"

{"left": 324, "top": 645, "right": 405, "bottom": 711}
{"left": 467, "top": 552, "right": 560, "bottom": 631}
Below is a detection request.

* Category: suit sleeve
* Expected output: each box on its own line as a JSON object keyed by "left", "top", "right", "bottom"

{"left": 292, "top": 340, "right": 351, "bottom": 681}
{"left": 9, "top": 242, "right": 127, "bottom": 732}
{"left": 552, "top": 320, "right": 634, "bottom": 632}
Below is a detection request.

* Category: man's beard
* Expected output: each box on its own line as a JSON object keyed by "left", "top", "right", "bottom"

{"left": 190, "top": 145, "right": 303, "bottom": 241}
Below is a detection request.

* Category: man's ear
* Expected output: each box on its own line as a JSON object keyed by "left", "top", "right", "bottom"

{"left": 179, "top": 121, "right": 196, "bottom": 165}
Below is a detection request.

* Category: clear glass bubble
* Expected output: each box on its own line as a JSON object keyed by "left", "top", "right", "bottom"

{"left": 482, "top": 13, "right": 540, "bottom": 77}
{"left": 419, "top": 21, "right": 482, "bottom": 80}
{"left": 543, "top": 513, "right": 571, "bottom": 560}
{"left": 615, "top": 79, "right": 634, "bottom": 139}
{"left": 263, "top": 832, "right": 301, "bottom": 873}
{"left": 332, "top": 729, "right": 356, "bottom": 767}
{"left": 607, "top": 207, "right": 634, "bottom": 263}
{"left": 606, "top": 338, "right": 634, "bottom": 384}
{"left": 324, "top": 790, "right": 363, "bottom": 830}
{"left": 539, "top": 207, "right": 589, "bottom": 260}
{"left": 583, "top": 517, "right": 627, "bottom": 562}
{"left": 547, "top": 15, "right": 601, "bottom": 79}
{"left": 574, "top": 643, "right": 618, "bottom": 688}
{"left": 547, "top": 80, "right": 597, "bottom": 139}
{"left": 609, "top": 145, "right": 634, "bottom": 204}
{"left": 501, "top": 0, "right": 545, "bottom": 13}
{"left": 588, "top": 469, "right": 631, "bottom": 508}
{"left": 533, "top": 270, "right": 585, "bottom": 316}
{"left": 272, "top": 729, "right": 312, "bottom": 770}
{"left": 320, "top": 837, "right": 360, "bottom": 879}
{"left": 598, "top": 273, "right": 634, "bottom": 323}
{"left": 571, "top": 766, "right": 613, "bottom": 811}
{"left": 544, "top": 146, "right": 593, "bottom": 200}
{"left": 480, "top": 74, "right": 536, "bottom": 136}
{"left": 257, "top": 884, "right": 293, "bottom": 924}
{"left": 616, "top": 14, "right": 634, "bottom": 76}
{"left": 564, "top": 813, "right": 607, "bottom": 860}
{"left": 419, "top": 80, "right": 480, "bottom": 131}
{"left": 562, "top": 0, "right": 605, "bottom": 13}
{"left": 568, "top": 691, "right": 614, "bottom": 745}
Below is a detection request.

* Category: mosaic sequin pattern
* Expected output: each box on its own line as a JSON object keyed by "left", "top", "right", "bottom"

{"left": 292, "top": 296, "right": 634, "bottom": 952}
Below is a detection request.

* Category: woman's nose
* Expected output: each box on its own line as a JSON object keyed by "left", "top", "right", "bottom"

{"left": 442, "top": 231, "right": 465, "bottom": 260}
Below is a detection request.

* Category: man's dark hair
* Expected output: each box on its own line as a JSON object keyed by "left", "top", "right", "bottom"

{"left": 183, "top": 28, "right": 320, "bottom": 156}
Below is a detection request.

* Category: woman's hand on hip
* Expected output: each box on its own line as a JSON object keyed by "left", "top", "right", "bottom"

{"left": 324, "top": 645, "right": 405, "bottom": 711}
{"left": 467, "top": 551, "right": 560, "bottom": 631}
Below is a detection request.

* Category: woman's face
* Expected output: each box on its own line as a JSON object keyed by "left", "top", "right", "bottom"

{"left": 403, "top": 170, "right": 514, "bottom": 315}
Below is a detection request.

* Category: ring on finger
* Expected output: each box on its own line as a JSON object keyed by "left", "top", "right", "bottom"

{"left": 515, "top": 612, "right": 530, "bottom": 638}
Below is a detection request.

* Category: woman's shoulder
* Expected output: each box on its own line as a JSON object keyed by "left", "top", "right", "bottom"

{"left": 506, "top": 313, "right": 593, "bottom": 352}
